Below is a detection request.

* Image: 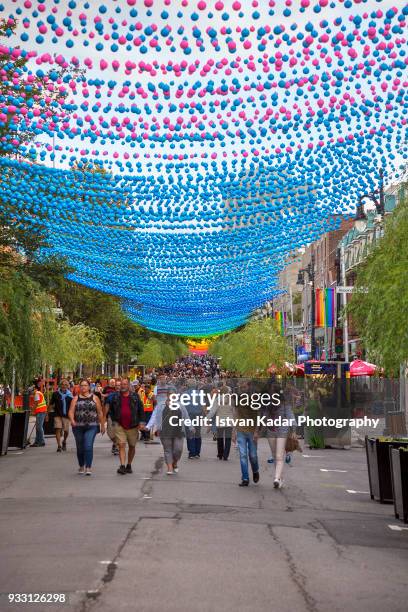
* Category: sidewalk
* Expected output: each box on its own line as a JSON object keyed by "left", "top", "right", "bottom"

{"left": 1, "top": 432, "right": 408, "bottom": 612}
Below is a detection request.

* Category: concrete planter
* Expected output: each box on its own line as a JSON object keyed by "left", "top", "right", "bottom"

{"left": 0, "top": 413, "right": 12, "bottom": 456}
{"left": 365, "top": 436, "right": 408, "bottom": 503}
{"left": 8, "top": 411, "right": 30, "bottom": 449}
{"left": 390, "top": 448, "right": 408, "bottom": 523}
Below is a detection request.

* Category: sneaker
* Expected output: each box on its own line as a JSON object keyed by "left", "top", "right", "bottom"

{"left": 113, "top": 448, "right": 119, "bottom": 456}
{"left": 166, "top": 470, "right": 174, "bottom": 475}
{"left": 111, "top": 444, "right": 116, "bottom": 455}
{"left": 117, "top": 465, "right": 127, "bottom": 475}
{"left": 57, "top": 446, "right": 62, "bottom": 453}
{"left": 78, "top": 467, "right": 85, "bottom": 475}
{"left": 173, "top": 467, "right": 179, "bottom": 473}
{"left": 285, "top": 454, "right": 292, "bottom": 465}
{"left": 125, "top": 464, "right": 133, "bottom": 474}
{"left": 239, "top": 480, "right": 249, "bottom": 487}
{"left": 267, "top": 456, "right": 274, "bottom": 464}
{"left": 273, "top": 478, "right": 284, "bottom": 489}
{"left": 253, "top": 472, "right": 260, "bottom": 484}
{"left": 62, "top": 442, "right": 67, "bottom": 451}
{"left": 85, "top": 468, "right": 92, "bottom": 476}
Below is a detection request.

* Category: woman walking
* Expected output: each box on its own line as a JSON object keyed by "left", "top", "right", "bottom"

{"left": 258, "top": 383, "right": 296, "bottom": 489}
{"left": 68, "top": 379, "right": 105, "bottom": 476}
{"left": 149, "top": 391, "right": 193, "bottom": 475}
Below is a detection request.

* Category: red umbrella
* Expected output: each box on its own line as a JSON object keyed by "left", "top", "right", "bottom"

{"left": 350, "top": 359, "right": 377, "bottom": 377}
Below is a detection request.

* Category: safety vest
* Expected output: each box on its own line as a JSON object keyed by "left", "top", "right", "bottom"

{"left": 143, "top": 391, "right": 154, "bottom": 413}
{"left": 34, "top": 390, "right": 47, "bottom": 415}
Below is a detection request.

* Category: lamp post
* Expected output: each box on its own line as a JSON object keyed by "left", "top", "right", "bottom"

{"left": 297, "top": 253, "right": 316, "bottom": 359}
{"left": 354, "top": 168, "right": 385, "bottom": 231}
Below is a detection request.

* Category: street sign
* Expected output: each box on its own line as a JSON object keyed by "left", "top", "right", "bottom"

{"left": 337, "top": 286, "right": 368, "bottom": 294}
{"left": 304, "top": 361, "right": 350, "bottom": 376}
{"left": 336, "top": 286, "right": 354, "bottom": 294}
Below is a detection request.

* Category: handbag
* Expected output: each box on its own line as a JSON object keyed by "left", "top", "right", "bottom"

{"left": 285, "top": 432, "right": 302, "bottom": 453}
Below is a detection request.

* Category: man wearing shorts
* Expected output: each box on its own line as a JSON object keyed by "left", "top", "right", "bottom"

{"left": 50, "top": 379, "right": 73, "bottom": 452}
{"left": 105, "top": 378, "right": 145, "bottom": 475}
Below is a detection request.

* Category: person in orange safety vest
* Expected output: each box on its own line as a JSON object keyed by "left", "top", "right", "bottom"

{"left": 31, "top": 381, "right": 48, "bottom": 447}
{"left": 140, "top": 383, "right": 157, "bottom": 442}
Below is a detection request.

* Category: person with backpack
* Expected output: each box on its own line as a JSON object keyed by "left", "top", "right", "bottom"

{"left": 184, "top": 384, "right": 205, "bottom": 459}
{"left": 49, "top": 379, "right": 73, "bottom": 452}
{"left": 150, "top": 390, "right": 193, "bottom": 475}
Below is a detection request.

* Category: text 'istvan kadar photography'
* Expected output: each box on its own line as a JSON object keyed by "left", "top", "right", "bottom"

{"left": 0, "top": 0, "right": 407, "bottom": 611}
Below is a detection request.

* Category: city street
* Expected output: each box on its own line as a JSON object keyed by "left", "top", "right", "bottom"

{"left": 1, "top": 2, "right": 408, "bottom": 611}
{"left": 1, "top": 427, "right": 407, "bottom": 612}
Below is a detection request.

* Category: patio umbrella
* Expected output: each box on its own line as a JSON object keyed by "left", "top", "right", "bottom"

{"left": 349, "top": 359, "right": 377, "bottom": 377}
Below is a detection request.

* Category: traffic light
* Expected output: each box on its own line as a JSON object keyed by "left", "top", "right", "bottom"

{"left": 335, "top": 327, "right": 344, "bottom": 354}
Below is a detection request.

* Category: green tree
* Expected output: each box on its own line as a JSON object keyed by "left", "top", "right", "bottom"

{"left": 348, "top": 189, "right": 408, "bottom": 374}
{"left": 0, "top": 269, "right": 105, "bottom": 390}
{"left": 138, "top": 339, "right": 165, "bottom": 368}
{"left": 210, "top": 317, "right": 293, "bottom": 376}
{"left": 138, "top": 337, "right": 187, "bottom": 369}
{"left": 45, "top": 320, "right": 105, "bottom": 375}
{"left": 53, "top": 280, "right": 147, "bottom": 363}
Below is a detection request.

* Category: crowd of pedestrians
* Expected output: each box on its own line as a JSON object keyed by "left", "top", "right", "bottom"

{"left": 27, "top": 354, "right": 302, "bottom": 489}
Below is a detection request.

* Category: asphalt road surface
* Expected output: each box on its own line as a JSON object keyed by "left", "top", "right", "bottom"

{"left": 1, "top": 425, "right": 407, "bottom": 612}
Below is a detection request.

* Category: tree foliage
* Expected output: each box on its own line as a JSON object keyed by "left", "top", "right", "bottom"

{"left": 138, "top": 337, "right": 188, "bottom": 369}
{"left": 0, "top": 269, "right": 104, "bottom": 388}
{"left": 210, "top": 317, "right": 293, "bottom": 376}
{"left": 53, "top": 280, "right": 149, "bottom": 363}
{"left": 348, "top": 187, "right": 408, "bottom": 374}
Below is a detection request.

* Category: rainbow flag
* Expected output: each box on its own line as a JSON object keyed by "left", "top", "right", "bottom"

{"left": 274, "top": 311, "right": 287, "bottom": 335}
{"left": 315, "top": 288, "right": 336, "bottom": 327}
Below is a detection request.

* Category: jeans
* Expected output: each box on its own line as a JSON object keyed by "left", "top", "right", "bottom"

{"left": 35, "top": 412, "right": 46, "bottom": 445}
{"left": 187, "top": 426, "right": 201, "bottom": 457}
{"left": 72, "top": 425, "right": 99, "bottom": 468}
{"left": 216, "top": 426, "right": 232, "bottom": 460}
{"left": 237, "top": 431, "right": 259, "bottom": 482}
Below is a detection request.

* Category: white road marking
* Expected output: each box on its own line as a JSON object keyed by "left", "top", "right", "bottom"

{"left": 388, "top": 525, "right": 408, "bottom": 532}
{"left": 346, "top": 489, "right": 370, "bottom": 495}
{"left": 320, "top": 468, "right": 348, "bottom": 473}
{"left": 99, "top": 560, "right": 116, "bottom": 565}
